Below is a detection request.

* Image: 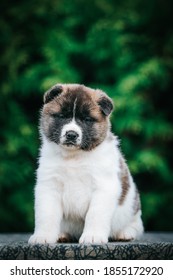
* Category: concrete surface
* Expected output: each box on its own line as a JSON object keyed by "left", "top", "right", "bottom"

{"left": 0, "top": 232, "right": 173, "bottom": 260}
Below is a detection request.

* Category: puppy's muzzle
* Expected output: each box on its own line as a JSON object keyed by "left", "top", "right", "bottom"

{"left": 60, "top": 121, "right": 82, "bottom": 148}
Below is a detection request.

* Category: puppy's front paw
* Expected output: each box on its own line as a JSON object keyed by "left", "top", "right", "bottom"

{"left": 79, "top": 232, "right": 108, "bottom": 244}
{"left": 28, "top": 233, "right": 58, "bottom": 244}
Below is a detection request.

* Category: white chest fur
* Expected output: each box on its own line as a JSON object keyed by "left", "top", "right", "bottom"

{"left": 60, "top": 160, "right": 94, "bottom": 220}
{"left": 37, "top": 135, "right": 119, "bottom": 220}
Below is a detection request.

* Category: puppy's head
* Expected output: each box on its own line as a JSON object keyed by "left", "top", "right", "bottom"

{"left": 40, "top": 84, "right": 113, "bottom": 151}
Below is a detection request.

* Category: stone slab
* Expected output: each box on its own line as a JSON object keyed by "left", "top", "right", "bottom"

{"left": 0, "top": 233, "right": 173, "bottom": 260}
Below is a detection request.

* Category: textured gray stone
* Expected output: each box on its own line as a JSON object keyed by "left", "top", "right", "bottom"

{"left": 0, "top": 233, "right": 173, "bottom": 260}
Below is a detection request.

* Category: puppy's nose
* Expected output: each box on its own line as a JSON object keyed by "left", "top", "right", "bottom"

{"left": 66, "top": 130, "right": 79, "bottom": 141}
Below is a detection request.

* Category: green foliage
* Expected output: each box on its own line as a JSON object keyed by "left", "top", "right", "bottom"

{"left": 0, "top": 0, "right": 173, "bottom": 232}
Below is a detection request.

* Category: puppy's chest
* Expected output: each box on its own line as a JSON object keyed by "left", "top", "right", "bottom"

{"left": 57, "top": 160, "right": 94, "bottom": 218}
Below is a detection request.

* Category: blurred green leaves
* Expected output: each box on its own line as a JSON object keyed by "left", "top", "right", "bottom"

{"left": 0, "top": 0, "right": 173, "bottom": 232}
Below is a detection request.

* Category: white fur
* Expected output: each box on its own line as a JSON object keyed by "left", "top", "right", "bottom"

{"left": 29, "top": 129, "right": 143, "bottom": 244}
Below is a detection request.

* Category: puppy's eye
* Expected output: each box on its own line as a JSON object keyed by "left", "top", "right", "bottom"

{"left": 84, "top": 116, "right": 95, "bottom": 122}
{"left": 51, "top": 113, "right": 64, "bottom": 118}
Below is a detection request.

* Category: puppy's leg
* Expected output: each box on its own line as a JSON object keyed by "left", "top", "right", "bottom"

{"left": 28, "top": 181, "right": 62, "bottom": 244}
{"left": 79, "top": 179, "right": 118, "bottom": 244}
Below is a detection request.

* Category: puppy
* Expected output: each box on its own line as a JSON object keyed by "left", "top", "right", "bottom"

{"left": 29, "top": 84, "right": 143, "bottom": 244}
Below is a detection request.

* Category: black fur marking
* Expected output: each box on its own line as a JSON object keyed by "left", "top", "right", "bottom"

{"left": 44, "top": 85, "right": 63, "bottom": 104}
{"left": 98, "top": 96, "right": 113, "bottom": 116}
{"left": 46, "top": 116, "right": 72, "bottom": 145}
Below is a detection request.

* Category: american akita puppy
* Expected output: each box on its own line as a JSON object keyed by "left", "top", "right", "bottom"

{"left": 29, "top": 84, "right": 143, "bottom": 244}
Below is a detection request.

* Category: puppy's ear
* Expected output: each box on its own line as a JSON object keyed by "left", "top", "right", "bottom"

{"left": 44, "top": 85, "right": 63, "bottom": 104}
{"left": 98, "top": 96, "right": 114, "bottom": 116}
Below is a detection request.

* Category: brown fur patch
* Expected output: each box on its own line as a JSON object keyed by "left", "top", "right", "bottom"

{"left": 118, "top": 156, "right": 130, "bottom": 205}
{"left": 43, "top": 84, "right": 112, "bottom": 120}
{"left": 58, "top": 233, "right": 72, "bottom": 243}
{"left": 133, "top": 189, "right": 141, "bottom": 214}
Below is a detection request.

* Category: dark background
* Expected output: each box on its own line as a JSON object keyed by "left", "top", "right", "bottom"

{"left": 0, "top": 0, "right": 173, "bottom": 232}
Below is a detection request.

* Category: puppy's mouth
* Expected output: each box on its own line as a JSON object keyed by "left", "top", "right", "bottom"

{"left": 61, "top": 141, "right": 81, "bottom": 151}
{"left": 63, "top": 140, "right": 78, "bottom": 146}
